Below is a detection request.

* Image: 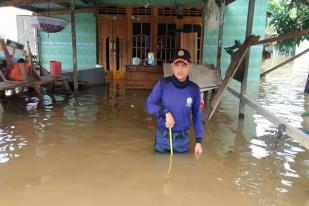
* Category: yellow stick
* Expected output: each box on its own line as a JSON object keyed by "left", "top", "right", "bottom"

{"left": 169, "top": 127, "right": 173, "bottom": 155}
{"left": 167, "top": 153, "right": 173, "bottom": 174}
{"left": 167, "top": 127, "right": 173, "bottom": 174}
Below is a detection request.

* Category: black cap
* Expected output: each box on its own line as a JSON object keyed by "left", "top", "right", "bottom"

{"left": 171, "top": 49, "right": 191, "bottom": 63}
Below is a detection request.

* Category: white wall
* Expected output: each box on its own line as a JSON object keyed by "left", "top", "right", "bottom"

{"left": 0, "top": 7, "right": 32, "bottom": 41}
{"left": 295, "top": 40, "right": 309, "bottom": 68}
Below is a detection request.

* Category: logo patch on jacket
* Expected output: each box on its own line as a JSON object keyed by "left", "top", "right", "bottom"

{"left": 186, "top": 97, "right": 193, "bottom": 107}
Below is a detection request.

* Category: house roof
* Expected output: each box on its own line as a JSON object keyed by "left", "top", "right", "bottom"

{"left": 0, "top": 0, "right": 236, "bottom": 12}
{"left": 0, "top": 0, "right": 95, "bottom": 12}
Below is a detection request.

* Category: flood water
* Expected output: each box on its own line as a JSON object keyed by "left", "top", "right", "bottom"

{"left": 0, "top": 56, "right": 308, "bottom": 206}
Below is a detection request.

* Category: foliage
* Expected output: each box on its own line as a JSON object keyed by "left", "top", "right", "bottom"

{"left": 268, "top": 0, "right": 309, "bottom": 51}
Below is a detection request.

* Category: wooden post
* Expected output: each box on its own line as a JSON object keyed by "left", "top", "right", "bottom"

{"left": 0, "top": 38, "right": 13, "bottom": 68}
{"left": 0, "top": 101, "right": 3, "bottom": 113}
{"left": 27, "top": 41, "right": 38, "bottom": 79}
{"left": 239, "top": 0, "right": 255, "bottom": 119}
{"left": 71, "top": 0, "right": 78, "bottom": 92}
{"left": 305, "top": 73, "right": 309, "bottom": 93}
{"left": 260, "top": 48, "right": 309, "bottom": 77}
{"left": 215, "top": 0, "right": 225, "bottom": 75}
{"left": 253, "top": 29, "right": 309, "bottom": 46}
{"left": 62, "top": 77, "right": 71, "bottom": 94}
{"left": 151, "top": 6, "right": 158, "bottom": 62}
{"left": 228, "top": 86, "right": 309, "bottom": 151}
{"left": 36, "top": 30, "right": 41, "bottom": 68}
{"left": 204, "top": 35, "right": 259, "bottom": 121}
{"left": 127, "top": 6, "right": 133, "bottom": 64}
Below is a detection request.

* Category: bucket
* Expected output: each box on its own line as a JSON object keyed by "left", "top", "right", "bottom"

{"left": 50, "top": 61, "right": 62, "bottom": 77}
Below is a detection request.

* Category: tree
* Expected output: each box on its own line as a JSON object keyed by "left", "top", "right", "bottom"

{"left": 268, "top": 0, "right": 309, "bottom": 51}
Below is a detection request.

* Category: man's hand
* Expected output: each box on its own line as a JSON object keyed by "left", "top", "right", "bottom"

{"left": 194, "top": 143, "right": 203, "bottom": 159}
{"left": 165, "top": 112, "right": 175, "bottom": 129}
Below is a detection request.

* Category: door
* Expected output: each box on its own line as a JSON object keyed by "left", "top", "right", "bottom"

{"left": 180, "top": 32, "right": 198, "bottom": 64}
{"left": 99, "top": 20, "right": 128, "bottom": 80}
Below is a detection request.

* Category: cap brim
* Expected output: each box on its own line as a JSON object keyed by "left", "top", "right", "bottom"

{"left": 172, "top": 59, "right": 190, "bottom": 64}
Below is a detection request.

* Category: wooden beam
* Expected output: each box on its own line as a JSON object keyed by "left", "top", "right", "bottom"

{"left": 55, "top": 2, "right": 71, "bottom": 9}
{"left": 0, "top": 101, "right": 3, "bottom": 113}
{"left": 0, "top": 69, "right": 7, "bottom": 82}
{"left": 0, "top": 38, "right": 13, "bottom": 70}
{"left": 38, "top": 8, "right": 95, "bottom": 15}
{"left": 252, "top": 29, "right": 309, "bottom": 46}
{"left": 227, "top": 86, "right": 309, "bottom": 151}
{"left": 27, "top": 41, "right": 36, "bottom": 79}
{"left": 305, "top": 73, "right": 309, "bottom": 93}
{"left": 260, "top": 48, "right": 309, "bottom": 77}
{"left": 127, "top": 6, "right": 133, "bottom": 65}
{"left": 203, "top": 35, "right": 259, "bottom": 121}
{"left": 151, "top": 6, "right": 158, "bottom": 63}
{"left": 80, "top": 0, "right": 93, "bottom": 5}
{"left": 215, "top": 0, "right": 225, "bottom": 74}
{"left": 15, "top": 5, "right": 43, "bottom": 12}
{"left": 71, "top": 0, "right": 78, "bottom": 92}
{"left": 26, "top": 41, "right": 42, "bottom": 80}
{"left": 239, "top": 0, "right": 255, "bottom": 119}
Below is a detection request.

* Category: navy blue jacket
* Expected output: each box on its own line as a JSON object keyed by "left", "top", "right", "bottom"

{"left": 145, "top": 75, "right": 204, "bottom": 143}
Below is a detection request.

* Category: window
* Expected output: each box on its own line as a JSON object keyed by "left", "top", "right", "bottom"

{"left": 157, "top": 24, "right": 176, "bottom": 64}
{"left": 132, "top": 23, "right": 151, "bottom": 62}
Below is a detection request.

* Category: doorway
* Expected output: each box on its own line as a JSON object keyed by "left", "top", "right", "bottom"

{"left": 99, "top": 19, "right": 128, "bottom": 80}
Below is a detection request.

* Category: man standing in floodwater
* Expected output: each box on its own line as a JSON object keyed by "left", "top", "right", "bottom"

{"left": 145, "top": 49, "right": 204, "bottom": 158}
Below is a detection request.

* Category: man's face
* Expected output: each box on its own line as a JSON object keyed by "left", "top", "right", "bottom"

{"left": 171, "top": 60, "right": 192, "bottom": 82}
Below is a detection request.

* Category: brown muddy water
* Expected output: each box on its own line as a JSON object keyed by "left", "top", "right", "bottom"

{"left": 0, "top": 57, "right": 308, "bottom": 206}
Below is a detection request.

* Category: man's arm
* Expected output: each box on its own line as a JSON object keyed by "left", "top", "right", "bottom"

{"left": 145, "top": 81, "right": 165, "bottom": 118}
{"left": 192, "top": 90, "right": 204, "bottom": 143}
{"left": 192, "top": 90, "right": 204, "bottom": 158}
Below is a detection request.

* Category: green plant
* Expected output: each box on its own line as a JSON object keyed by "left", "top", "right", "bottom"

{"left": 268, "top": 0, "right": 309, "bottom": 50}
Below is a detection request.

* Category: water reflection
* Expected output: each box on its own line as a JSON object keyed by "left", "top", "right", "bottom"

{"left": 0, "top": 60, "right": 308, "bottom": 205}
{"left": 0, "top": 127, "right": 27, "bottom": 163}
{"left": 0, "top": 86, "right": 105, "bottom": 163}
{"left": 231, "top": 56, "right": 309, "bottom": 205}
{"left": 232, "top": 119, "right": 306, "bottom": 206}
{"left": 63, "top": 95, "right": 100, "bottom": 124}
